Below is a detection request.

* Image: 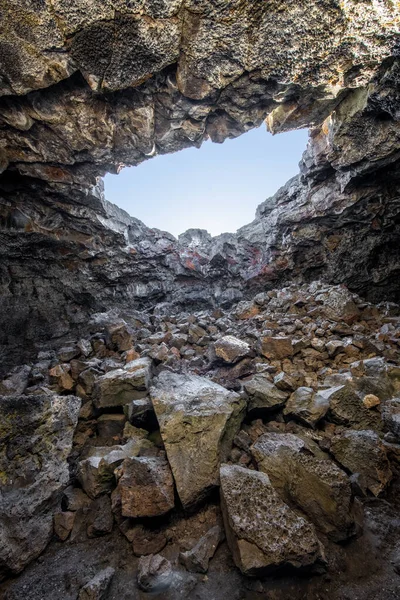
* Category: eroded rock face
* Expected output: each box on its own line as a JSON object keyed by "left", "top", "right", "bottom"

{"left": 0, "top": 4, "right": 399, "bottom": 373}
{"left": 0, "top": 394, "right": 80, "bottom": 578}
{"left": 150, "top": 371, "right": 245, "bottom": 508}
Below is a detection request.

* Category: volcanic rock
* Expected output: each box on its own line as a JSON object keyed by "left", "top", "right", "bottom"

{"left": 116, "top": 455, "right": 175, "bottom": 518}
{"left": 150, "top": 371, "right": 245, "bottom": 508}
{"left": 220, "top": 464, "right": 323, "bottom": 576}
{"left": 0, "top": 394, "right": 80, "bottom": 578}
{"left": 330, "top": 429, "right": 392, "bottom": 496}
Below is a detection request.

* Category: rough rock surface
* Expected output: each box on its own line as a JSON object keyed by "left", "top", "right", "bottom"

{"left": 220, "top": 464, "right": 323, "bottom": 576}
{"left": 150, "top": 371, "right": 245, "bottom": 508}
{"left": 251, "top": 433, "right": 356, "bottom": 541}
{"left": 116, "top": 455, "right": 175, "bottom": 518}
{"left": 0, "top": 394, "right": 80, "bottom": 578}
{"left": 1, "top": 2, "right": 400, "bottom": 599}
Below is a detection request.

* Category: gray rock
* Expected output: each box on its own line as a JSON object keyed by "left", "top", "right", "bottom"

{"left": 137, "top": 554, "right": 173, "bottom": 593}
{"left": 79, "top": 567, "right": 115, "bottom": 600}
{"left": 220, "top": 464, "right": 324, "bottom": 576}
{"left": 77, "top": 439, "right": 148, "bottom": 499}
{"left": 150, "top": 371, "right": 245, "bottom": 508}
{"left": 244, "top": 375, "right": 289, "bottom": 414}
{"left": 180, "top": 525, "right": 224, "bottom": 574}
{"left": 0, "top": 394, "right": 80, "bottom": 578}
{"left": 94, "top": 359, "right": 151, "bottom": 408}
{"left": 330, "top": 429, "right": 392, "bottom": 496}
{"left": 251, "top": 433, "right": 356, "bottom": 541}
{"left": 213, "top": 335, "right": 251, "bottom": 364}
{"left": 284, "top": 387, "right": 330, "bottom": 428}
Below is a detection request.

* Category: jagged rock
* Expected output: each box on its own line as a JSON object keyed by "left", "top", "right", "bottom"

{"left": 274, "top": 372, "right": 296, "bottom": 392}
{"left": 116, "top": 455, "right": 175, "bottom": 518}
{"left": 259, "top": 336, "right": 294, "bottom": 360}
{"left": 77, "top": 439, "right": 149, "bottom": 499}
{"left": 243, "top": 375, "right": 289, "bottom": 415}
{"left": 78, "top": 567, "right": 115, "bottom": 600}
{"left": 150, "top": 371, "right": 245, "bottom": 508}
{"left": 251, "top": 433, "right": 356, "bottom": 541}
{"left": 0, "top": 394, "right": 80, "bottom": 578}
{"left": 213, "top": 335, "right": 251, "bottom": 364}
{"left": 325, "top": 383, "right": 382, "bottom": 430}
{"left": 179, "top": 525, "right": 224, "bottom": 574}
{"left": 0, "top": 365, "right": 31, "bottom": 396}
{"left": 315, "top": 287, "right": 360, "bottom": 323}
{"left": 284, "top": 387, "right": 330, "bottom": 428}
{"left": 220, "top": 464, "right": 323, "bottom": 576}
{"left": 330, "top": 429, "right": 392, "bottom": 496}
{"left": 137, "top": 554, "right": 172, "bottom": 593}
{"left": 94, "top": 359, "right": 151, "bottom": 408}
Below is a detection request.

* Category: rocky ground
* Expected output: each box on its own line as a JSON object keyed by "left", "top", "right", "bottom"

{"left": 1, "top": 280, "right": 400, "bottom": 599}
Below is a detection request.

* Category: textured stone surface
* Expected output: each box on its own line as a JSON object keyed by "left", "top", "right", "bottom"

{"left": 137, "top": 554, "right": 172, "bottom": 593}
{"left": 150, "top": 371, "right": 245, "bottom": 508}
{"left": 220, "top": 464, "right": 323, "bottom": 576}
{"left": 179, "top": 525, "right": 223, "bottom": 574}
{"left": 213, "top": 335, "right": 250, "bottom": 364}
{"left": 0, "top": 5, "right": 399, "bottom": 374}
{"left": 244, "top": 375, "right": 289, "bottom": 415}
{"left": 251, "top": 433, "right": 356, "bottom": 541}
{"left": 0, "top": 394, "right": 80, "bottom": 578}
{"left": 284, "top": 387, "right": 330, "bottom": 428}
{"left": 330, "top": 429, "right": 392, "bottom": 497}
{"left": 116, "top": 455, "right": 175, "bottom": 518}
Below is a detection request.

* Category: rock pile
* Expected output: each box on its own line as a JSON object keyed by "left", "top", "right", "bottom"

{"left": 1, "top": 280, "right": 400, "bottom": 598}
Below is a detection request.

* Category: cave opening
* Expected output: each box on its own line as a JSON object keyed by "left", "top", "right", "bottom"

{"left": 104, "top": 127, "right": 309, "bottom": 237}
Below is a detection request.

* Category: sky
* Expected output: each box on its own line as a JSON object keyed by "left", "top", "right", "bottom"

{"left": 104, "top": 126, "right": 308, "bottom": 237}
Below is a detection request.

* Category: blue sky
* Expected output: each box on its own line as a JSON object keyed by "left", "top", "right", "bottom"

{"left": 104, "top": 126, "right": 308, "bottom": 237}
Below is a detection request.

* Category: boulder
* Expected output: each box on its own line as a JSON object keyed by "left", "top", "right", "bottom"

{"left": 150, "top": 372, "right": 245, "bottom": 508}
{"left": 116, "top": 455, "right": 175, "bottom": 518}
{"left": 315, "top": 286, "right": 360, "bottom": 323}
{"left": 251, "top": 433, "right": 356, "bottom": 541}
{"left": 330, "top": 429, "right": 392, "bottom": 496}
{"left": 220, "top": 464, "right": 323, "bottom": 576}
{"left": 179, "top": 525, "right": 224, "bottom": 573}
{"left": 325, "top": 383, "right": 382, "bottom": 430}
{"left": 284, "top": 387, "right": 330, "bottom": 428}
{"left": 94, "top": 359, "right": 152, "bottom": 408}
{"left": 243, "top": 375, "right": 289, "bottom": 415}
{"left": 259, "top": 336, "right": 293, "bottom": 360}
{"left": 0, "top": 394, "right": 80, "bottom": 578}
{"left": 213, "top": 335, "right": 251, "bottom": 364}
{"left": 77, "top": 438, "right": 150, "bottom": 499}
{"left": 79, "top": 567, "right": 115, "bottom": 600}
{"left": 137, "top": 554, "right": 172, "bottom": 593}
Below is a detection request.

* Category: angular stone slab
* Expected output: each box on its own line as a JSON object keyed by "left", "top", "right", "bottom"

{"left": 150, "top": 371, "right": 245, "bottom": 508}
{"left": 220, "top": 464, "right": 323, "bottom": 576}
{"left": 251, "top": 433, "right": 356, "bottom": 541}
{"left": 116, "top": 455, "right": 175, "bottom": 518}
